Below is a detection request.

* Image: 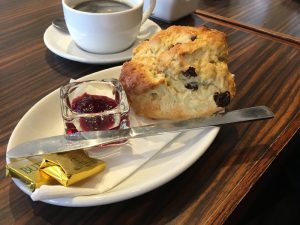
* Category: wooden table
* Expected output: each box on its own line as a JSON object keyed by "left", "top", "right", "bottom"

{"left": 1, "top": 1, "right": 299, "bottom": 224}
{"left": 197, "top": 0, "right": 300, "bottom": 45}
{"left": 198, "top": 0, "right": 300, "bottom": 36}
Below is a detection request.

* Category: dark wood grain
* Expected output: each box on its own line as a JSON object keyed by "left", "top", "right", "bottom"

{"left": 195, "top": 10, "right": 300, "bottom": 46}
{"left": 198, "top": 0, "right": 300, "bottom": 38}
{"left": 1, "top": 1, "right": 299, "bottom": 225}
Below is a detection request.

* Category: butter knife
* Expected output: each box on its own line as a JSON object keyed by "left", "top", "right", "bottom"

{"left": 7, "top": 106, "right": 274, "bottom": 158}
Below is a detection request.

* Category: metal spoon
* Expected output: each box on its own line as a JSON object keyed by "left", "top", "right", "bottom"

{"left": 52, "top": 18, "right": 69, "bottom": 33}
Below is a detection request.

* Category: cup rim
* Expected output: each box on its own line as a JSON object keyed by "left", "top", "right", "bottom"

{"left": 62, "top": 0, "right": 143, "bottom": 16}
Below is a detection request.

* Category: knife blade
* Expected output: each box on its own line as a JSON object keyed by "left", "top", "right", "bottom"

{"left": 7, "top": 106, "right": 274, "bottom": 158}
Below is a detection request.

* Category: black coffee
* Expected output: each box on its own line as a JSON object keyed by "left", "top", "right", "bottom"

{"left": 73, "top": 0, "right": 132, "bottom": 13}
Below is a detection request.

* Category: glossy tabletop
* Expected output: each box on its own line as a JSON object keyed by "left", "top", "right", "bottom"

{"left": 1, "top": 0, "right": 299, "bottom": 224}
{"left": 198, "top": 0, "right": 300, "bottom": 38}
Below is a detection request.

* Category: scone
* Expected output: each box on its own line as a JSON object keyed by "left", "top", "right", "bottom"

{"left": 120, "top": 25, "right": 236, "bottom": 120}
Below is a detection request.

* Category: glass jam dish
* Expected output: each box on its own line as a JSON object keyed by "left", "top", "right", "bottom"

{"left": 60, "top": 79, "right": 130, "bottom": 136}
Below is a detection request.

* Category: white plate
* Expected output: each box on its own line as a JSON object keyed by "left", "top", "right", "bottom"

{"left": 43, "top": 20, "right": 161, "bottom": 64}
{"left": 7, "top": 66, "right": 219, "bottom": 207}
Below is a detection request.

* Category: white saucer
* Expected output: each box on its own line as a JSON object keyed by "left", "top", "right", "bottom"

{"left": 43, "top": 19, "right": 161, "bottom": 64}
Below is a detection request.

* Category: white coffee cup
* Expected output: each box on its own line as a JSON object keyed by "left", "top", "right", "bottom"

{"left": 62, "top": 0, "right": 156, "bottom": 54}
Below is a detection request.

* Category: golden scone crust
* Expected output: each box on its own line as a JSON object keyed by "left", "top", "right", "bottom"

{"left": 120, "top": 25, "right": 236, "bottom": 120}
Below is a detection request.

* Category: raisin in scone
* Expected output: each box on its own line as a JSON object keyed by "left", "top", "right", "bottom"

{"left": 120, "top": 25, "right": 235, "bottom": 120}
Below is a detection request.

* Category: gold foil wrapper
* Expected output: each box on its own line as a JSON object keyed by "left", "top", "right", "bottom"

{"left": 6, "top": 157, "right": 52, "bottom": 191}
{"left": 40, "top": 150, "right": 106, "bottom": 186}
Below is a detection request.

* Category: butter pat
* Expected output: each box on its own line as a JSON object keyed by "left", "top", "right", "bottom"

{"left": 40, "top": 150, "right": 106, "bottom": 186}
{"left": 6, "top": 157, "right": 53, "bottom": 191}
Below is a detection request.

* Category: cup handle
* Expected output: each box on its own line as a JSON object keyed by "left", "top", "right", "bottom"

{"left": 141, "top": 0, "right": 156, "bottom": 24}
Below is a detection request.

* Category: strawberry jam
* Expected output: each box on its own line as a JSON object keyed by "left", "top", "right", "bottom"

{"left": 66, "top": 93, "right": 119, "bottom": 133}
{"left": 72, "top": 93, "right": 117, "bottom": 132}
{"left": 60, "top": 79, "right": 130, "bottom": 137}
{"left": 71, "top": 93, "right": 117, "bottom": 114}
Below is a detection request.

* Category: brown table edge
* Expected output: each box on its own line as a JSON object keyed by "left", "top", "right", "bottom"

{"left": 225, "top": 114, "right": 300, "bottom": 225}
{"left": 195, "top": 10, "right": 300, "bottom": 48}
{"left": 203, "top": 112, "right": 300, "bottom": 225}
